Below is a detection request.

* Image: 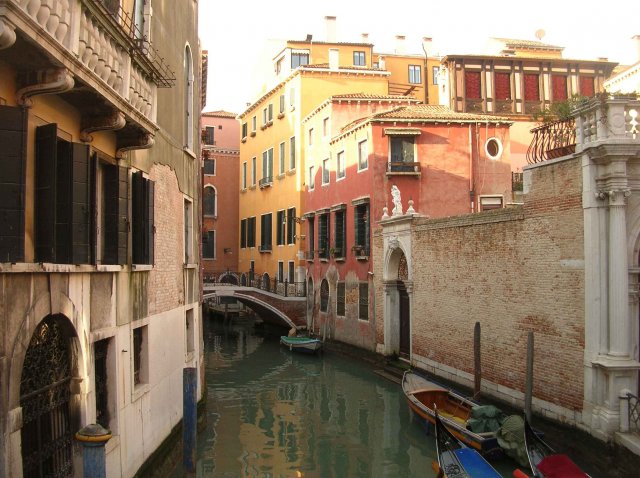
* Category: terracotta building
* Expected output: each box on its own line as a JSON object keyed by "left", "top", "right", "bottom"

{"left": 201, "top": 111, "right": 240, "bottom": 278}
{"left": 0, "top": 1, "right": 202, "bottom": 476}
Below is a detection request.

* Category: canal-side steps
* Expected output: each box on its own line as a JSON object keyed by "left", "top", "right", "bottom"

{"left": 374, "top": 358, "right": 412, "bottom": 385}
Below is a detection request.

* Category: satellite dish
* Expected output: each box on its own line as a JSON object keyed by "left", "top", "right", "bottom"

{"left": 535, "top": 29, "right": 545, "bottom": 41}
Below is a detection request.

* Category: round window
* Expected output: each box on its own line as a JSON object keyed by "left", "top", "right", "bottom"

{"left": 485, "top": 137, "right": 503, "bottom": 160}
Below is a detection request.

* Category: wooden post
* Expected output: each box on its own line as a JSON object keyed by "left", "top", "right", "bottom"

{"left": 525, "top": 331, "right": 534, "bottom": 423}
{"left": 183, "top": 367, "right": 197, "bottom": 473}
{"left": 474, "top": 321, "right": 481, "bottom": 397}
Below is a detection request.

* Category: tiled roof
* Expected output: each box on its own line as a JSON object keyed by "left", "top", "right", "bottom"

{"left": 301, "top": 64, "right": 384, "bottom": 72}
{"left": 370, "top": 105, "right": 510, "bottom": 122}
{"left": 287, "top": 40, "right": 373, "bottom": 47}
{"left": 202, "top": 110, "right": 237, "bottom": 118}
{"left": 492, "top": 38, "right": 564, "bottom": 50}
{"left": 331, "top": 93, "right": 420, "bottom": 101}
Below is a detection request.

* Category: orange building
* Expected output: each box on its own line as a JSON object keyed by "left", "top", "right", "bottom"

{"left": 202, "top": 111, "right": 240, "bottom": 278}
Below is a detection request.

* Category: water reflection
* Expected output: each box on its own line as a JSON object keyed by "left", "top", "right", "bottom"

{"left": 178, "top": 317, "right": 513, "bottom": 477}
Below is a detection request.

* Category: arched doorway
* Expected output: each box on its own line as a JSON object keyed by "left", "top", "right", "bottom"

{"left": 397, "top": 254, "right": 410, "bottom": 358}
{"left": 20, "top": 315, "right": 76, "bottom": 477}
{"left": 383, "top": 243, "right": 412, "bottom": 358}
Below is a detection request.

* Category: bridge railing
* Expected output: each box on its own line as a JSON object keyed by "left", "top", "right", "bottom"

{"left": 203, "top": 270, "right": 306, "bottom": 298}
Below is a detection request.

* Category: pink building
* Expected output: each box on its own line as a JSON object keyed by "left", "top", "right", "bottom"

{"left": 201, "top": 111, "right": 240, "bottom": 278}
{"left": 302, "top": 100, "right": 512, "bottom": 349}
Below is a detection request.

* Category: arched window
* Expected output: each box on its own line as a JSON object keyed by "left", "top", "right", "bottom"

{"left": 203, "top": 187, "right": 216, "bottom": 217}
{"left": 320, "top": 279, "right": 329, "bottom": 312}
{"left": 184, "top": 45, "right": 194, "bottom": 150}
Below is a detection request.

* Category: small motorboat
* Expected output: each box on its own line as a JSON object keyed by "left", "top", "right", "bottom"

{"left": 280, "top": 335, "right": 322, "bottom": 354}
{"left": 434, "top": 408, "right": 502, "bottom": 478}
{"left": 402, "top": 371, "right": 503, "bottom": 457}
{"left": 519, "top": 416, "right": 589, "bottom": 478}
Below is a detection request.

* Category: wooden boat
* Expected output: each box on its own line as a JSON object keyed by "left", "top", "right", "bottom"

{"left": 434, "top": 408, "right": 502, "bottom": 478}
{"left": 522, "top": 417, "right": 589, "bottom": 478}
{"left": 402, "top": 371, "right": 502, "bottom": 457}
{"left": 280, "top": 336, "right": 322, "bottom": 354}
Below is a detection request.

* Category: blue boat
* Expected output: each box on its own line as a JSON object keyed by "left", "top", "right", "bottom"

{"left": 280, "top": 336, "right": 323, "bottom": 354}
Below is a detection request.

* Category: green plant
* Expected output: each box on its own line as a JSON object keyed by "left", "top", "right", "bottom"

{"left": 533, "top": 94, "right": 590, "bottom": 123}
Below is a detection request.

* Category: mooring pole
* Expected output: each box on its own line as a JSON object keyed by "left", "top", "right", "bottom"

{"left": 473, "top": 321, "right": 481, "bottom": 397}
{"left": 75, "top": 423, "right": 112, "bottom": 478}
{"left": 183, "top": 367, "right": 197, "bottom": 473}
{"left": 525, "top": 331, "right": 534, "bottom": 423}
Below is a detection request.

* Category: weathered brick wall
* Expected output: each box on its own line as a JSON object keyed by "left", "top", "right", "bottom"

{"left": 407, "top": 157, "right": 585, "bottom": 411}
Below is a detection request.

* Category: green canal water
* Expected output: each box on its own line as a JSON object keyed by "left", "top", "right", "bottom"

{"left": 174, "top": 316, "right": 519, "bottom": 477}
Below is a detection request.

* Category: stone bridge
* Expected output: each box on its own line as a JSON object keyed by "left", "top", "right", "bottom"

{"left": 203, "top": 284, "right": 307, "bottom": 330}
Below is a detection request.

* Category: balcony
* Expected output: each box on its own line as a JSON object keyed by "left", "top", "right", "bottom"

{"left": 259, "top": 176, "right": 273, "bottom": 188}
{"left": 465, "top": 99, "right": 484, "bottom": 113}
{"left": 526, "top": 117, "right": 576, "bottom": 164}
{"left": 387, "top": 161, "right": 421, "bottom": 174}
{"left": 494, "top": 100, "right": 513, "bottom": 114}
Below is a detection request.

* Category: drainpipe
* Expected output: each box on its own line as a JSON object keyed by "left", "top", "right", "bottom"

{"left": 469, "top": 125, "right": 474, "bottom": 213}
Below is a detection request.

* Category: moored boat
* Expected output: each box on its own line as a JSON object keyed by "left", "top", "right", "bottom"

{"left": 280, "top": 335, "right": 323, "bottom": 354}
{"left": 434, "top": 408, "right": 502, "bottom": 478}
{"left": 402, "top": 371, "right": 503, "bottom": 458}
{"left": 522, "top": 417, "right": 589, "bottom": 478}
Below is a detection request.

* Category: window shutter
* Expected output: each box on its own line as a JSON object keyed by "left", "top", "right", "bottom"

{"left": 524, "top": 74, "right": 540, "bottom": 101}
{"left": 102, "top": 163, "right": 119, "bottom": 264}
{"left": 0, "top": 105, "right": 27, "bottom": 262}
{"left": 579, "top": 77, "right": 595, "bottom": 97}
{"left": 146, "top": 179, "right": 154, "bottom": 265}
{"left": 35, "top": 124, "right": 58, "bottom": 262}
{"left": 464, "top": 71, "right": 482, "bottom": 99}
{"left": 71, "top": 143, "right": 92, "bottom": 264}
{"left": 552, "top": 75, "right": 568, "bottom": 101}
{"left": 132, "top": 171, "right": 144, "bottom": 263}
{"left": 494, "top": 73, "right": 511, "bottom": 100}
{"left": 118, "top": 166, "right": 129, "bottom": 265}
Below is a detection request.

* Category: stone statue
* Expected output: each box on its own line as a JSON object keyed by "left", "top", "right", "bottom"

{"left": 391, "top": 185, "right": 403, "bottom": 216}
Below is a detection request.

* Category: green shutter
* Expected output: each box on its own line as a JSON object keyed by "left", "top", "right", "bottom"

{"left": 35, "top": 124, "right": 58, "bottom": 262}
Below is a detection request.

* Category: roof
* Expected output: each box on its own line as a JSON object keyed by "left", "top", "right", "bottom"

{"left": 330, "top": 93, "right": 420, "bottom": 101}
{"left": 440, "top": 54, "right": 618, "bottom": 69}
{"left": 202, "top": 110, "right": 237, "bottom": 118}
{"left": 492, "top": 37, "right": 564, "bottom": 51}
{"left": 301, "top": 63, "right": 384, "bottom": 73}
{"left": 286, "top": 40, "right": 373, "bottom": 47}
{"left": 369, "top": 104, "right": 511, "bottom": 123}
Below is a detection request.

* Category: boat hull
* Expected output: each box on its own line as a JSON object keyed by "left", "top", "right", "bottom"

{"left": 280, "top": 336, "right": 323, "bottom": 354}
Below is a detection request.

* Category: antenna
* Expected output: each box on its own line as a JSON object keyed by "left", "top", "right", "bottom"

{"left": 535, "top": 29, "right": 545, "bottom": 41}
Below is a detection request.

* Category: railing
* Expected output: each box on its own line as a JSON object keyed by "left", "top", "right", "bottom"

{"left": 203, "top": 270, "right": 306, "bottom": 298}
{"left": 494, "top": 100, "right": 513, "bottom": 114}
{"left": 624, "top": 392, "right": 640, "bottom": 434}
{"left": 526, "top": 117, "right": 576, "bottom": 164}
{"left": 512, "top": 172, "right": 523, "bottom": 192}
{"left": 388, "top": 161, "right": 421, "bottom": 174}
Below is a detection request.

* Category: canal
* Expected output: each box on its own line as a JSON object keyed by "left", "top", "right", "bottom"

{"left": 174, "top": 315, "right": 520, "bottom": 477}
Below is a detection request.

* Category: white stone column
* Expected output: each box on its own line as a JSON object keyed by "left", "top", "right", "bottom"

{"left": 607, "top": 188, "right": 631, "bottom": 357}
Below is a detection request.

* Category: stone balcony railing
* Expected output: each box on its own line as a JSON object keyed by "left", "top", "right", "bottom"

{"left": 1, "top": 0, "right": 175, "bottom": 127}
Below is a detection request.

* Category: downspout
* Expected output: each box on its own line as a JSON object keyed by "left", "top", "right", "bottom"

{"left": 469, "top": 124, "right": 474, "bottom": 213}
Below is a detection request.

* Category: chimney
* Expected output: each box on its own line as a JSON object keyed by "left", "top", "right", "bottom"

{"left": 378, "top": 56, "right": 386, "bottom": 70}
{"left": 325, "top": 16, "right": 337, "bottom": 43}
{"left": 422, "top": 37, "right": 432, "bottom": 57}
{"left": 329, "top": 48, "right": 339, "bottom": 71}
{"left": 361, "top": 33, "right": 369, "bottom": 43}
{"left": 394, "top": 35, "right": 406, "bottom": 54}
{"left": 598, "top": 57, "right": 608, "bottom": 62}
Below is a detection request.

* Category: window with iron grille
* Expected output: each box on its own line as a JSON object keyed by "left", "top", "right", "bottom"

{"left": 320, "top": 279, "right": 329, "bottom": 312}
{"left": 94, "top": 338, "right": 110, "bottom": 428}
{"left": 337, "top": 282, "right": 345, "bottom": 316}
{"left": 260, "top": 213, "right": 272, "bottom": 251}
{"left": 464, "top": 71, "right": 481, "bottom": 99}
{"left": 240, "top": 219, "right": 247, "bottom": 248}
{"left": 286, "top": 207, "right": 296, "bottom": 244}
{"left": 359, "top": 283, "right": 369, "bottom": 320}
{"left": 276, "top": 210, "right": 285, "bottom": 246}
{"left": 203, "top": 230, "right": 215, "bottom": 259}
{"left": 354, "top": 51, "right": 366, "bottom": 66}
{"left": 204, "top": 158, "right": 215, "bottom": 175}
{"left": 203, "top": 187, "right": 216, "bottom": 216}
{"left": 409, "top": 65, "right": 422, "bottom": 84}
{"left": 524, "top": 74, "right": 540, "bottom": 101}
{"left": 354, "top": 203, "right": 369, "bottom": 254}
{"left": 318, "top": 213, "right": 330, "bottom": 259}
{"left": 334, "top": 209, "right": 345, "bottom": 258}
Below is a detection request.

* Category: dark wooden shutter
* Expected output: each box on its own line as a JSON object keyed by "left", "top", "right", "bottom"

{"left": 494, "top": 73, "right": 511, "bottom": 100}
{"left": 579, "top": 77, "right": 595, "bottom": 97}
{"left": 524, "top": 74, "right": 540, "bottom": 101}
{"left": 71, "top": 143, "right": 91, "bottom": 264}
{"left": 132, "top": 171, "right": 144, "bottom": 263}
{"left": 0, "top": 105, "right": 27, "bottom": 262}
{"left": 464, "top": 71, "right": 482, "bottom": 99}
{"left": 35, "top": 124, "right": 58, "bottom": 262}
{"left": 146, "top": 179, "right": 154, "bottom": 265}
{"left": 552, "top": 75, "right": 568, "bottom": 101}
{"left": 55, "top": 140, "right": 73, "bottom": 263}
{"left": 102, "top": 164, "right": 119, "bottom": 264}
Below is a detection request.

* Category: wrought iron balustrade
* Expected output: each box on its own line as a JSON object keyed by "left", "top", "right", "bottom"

{"left": 625, "top": 392, "right": 640, "bottom": 434}
{"left": 526, "top": 117, "right": 576, "bottom": 164}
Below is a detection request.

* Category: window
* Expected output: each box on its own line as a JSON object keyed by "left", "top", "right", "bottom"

{"left": 132, "top": 325, "right": 148, "bottom": 386}
{"left": 279, "top": 142, "right": 285, "bottom": 175}
{"left": 203, "top": 187, "right": 216, "bottom": 216}
{"left": 289, "top": 87, "right": 295, "bottom": 107}
{"left": 184, "top": 199, "right": 193, "bottom": 263}
{"left": 334, "top": 208, "right": 346, "bottom": 258}
{"left": 279, "top": 94, "right": 285, "bottom": 114}
{"left": 323, "top": 117, "right": 329, "bottom": 136}
{"left": 268, "top": 104, "right": 273, "bottom": 122}
{"left": 242, "top": 162, "right": 247, "bottom": 189}
{"left": 185, "top": 308, "right": 195, "bottom": 354}
{"left": 240, "top": 219, "right": 247, "bottom": 248}
{"left": 337, "top": 282, "right": 345, "bottom": 316}
{"left": 286, "top": 207, "right": 296, "bottom": 244}
{"left": 184, "top": 45, "right": 194, "bottom": 150}
{"left": 276, "top": 210, "right": 285, "bottom": 246}
{"left": 479, "top": 196, "right": 504, "bottom": 211}
{"left": 322, "top": 158, "right": 330, "bottom": 185}
{"left": 358, "top": 140, "right": 368, "bottom": 170}
{"left": 278, "top": 261, "right": 284, "bottom": 282}
{"left": 251, "top": 116, "right": 256, "bottom": 133}
{"left": 204, "top": 158, "right": 215, "bottom": 175}
{"left": 318, "top": 213, "right": 330, "bottom": 259}
{"left": 291, "top": 52, "right": 309, "bottom": 68}
{"left": 390, "top": 136, "right": 415, "bottom": 164}
{"left": 132, "top": 171, "right": 154, "bottom": 265}
{"left": 99, "top": 157, "right": 129, "bottom": 265}
{"left": 354, "top": 202, "right": 369, "bottom": 256}
{"left": 359, "top": 283, "right": 369, "bottom": 320}
{"left": 307, "top": 216, "right": 315, "bottom": 257}
{"left": 276, "top": 57, "right": 283, "bottom": 74}
{"left": 464, "top": 71, "right": 481, "bottom": 99}
{"left": 289, "top": 136, "right": 296, "bottom": 169}
{"left": 262, "top": 107, "right": 268, "bottom": 126}
{"left": 353, "top": 51, "right": 365, "bottom": 66}
{"left": 247, "top": 216, "right": 256, "bottom": 247}
{"left": 132, "top": 0, "right": 147, "bottom": 39}
{"left": 552, "top": 75, "right": 568, "bottom": 101}
{"left": 308, "top": 128, "right": 314, "bottom": 146}
{"left": 485, "top": 138, "right": 503, "bottom": 160}
{"left": 432, "top": 66, "right": 439, "bottom": 85}
{"left": 580, "top": 76, "right": 595, "bottom": 97}
{"left": 94, "top": 338, "right": 111, "bottom": 429}
{"left": 320, "top": 279, "right": 329, "bottom": 312}
{"left": 104, "top": 0, "right": 120, "bottom": 16}
{"left": 524, "top": 74, "right": 540, "bottom": 101}
{"left": 409, "top": 65, "right": 421, "bottom": 84}
{"left": 251, "top": 157, "right": 256, "bottom": 186}
{"left": 242, "top": 122, "right": 247, "bottom": 138}
{"left": 203, "top": 230, "right": 215, "bottom": 259}
{"left": 203, "top": 126, "right": 214, "bottom": 145}
{"left": 494, "top": 72, "right": 511, "bottom": 100}
{"left": 288, "top": 261, "right": 295, "bottom": 283}
{"left": 309, "top": 165, "right": 315, "bottom": 190}
{"left": 260, "top": 213, "right": 272, "bottom": 251}
{"left": 261, "top": 148, "right": 273, "bottom": 183}
{"left": 337, "top": 151, "right": 345, "bottom": 179}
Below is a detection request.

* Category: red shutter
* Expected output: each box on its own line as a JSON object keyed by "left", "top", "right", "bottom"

{"left": 552, "top": 75, "right": 568, "bottom": 101}
{"left": 524, "top": 74, "right": 540, "bottom": 101}
{"left": 494, "top": 73, "right": 511, "bottom": 100}
{"left": 579, "top": 76, "right": 595, "bottom": 97}
{"left": 465, "top": 71, "right": 482, "bottom": 99}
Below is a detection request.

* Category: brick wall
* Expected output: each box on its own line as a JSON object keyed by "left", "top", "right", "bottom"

{"left": 396, "top": 157, "right": 585, "bottom": 411}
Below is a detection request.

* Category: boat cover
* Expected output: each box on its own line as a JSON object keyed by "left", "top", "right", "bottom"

{"left": 454, "top": 448, "right": 501, "bottom": 478}
{"left": 537, "top": 454, "right": 588, "bottom": 478}
{"left": 467, "top": 405, "right": 505, "bottom": 433}
{"left": 496, "top": 415, "right": 529, "bottom": 467}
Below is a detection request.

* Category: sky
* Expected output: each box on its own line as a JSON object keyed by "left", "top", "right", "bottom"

{"left": 198, "top": 0, "right": 640, "bottom": 114}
